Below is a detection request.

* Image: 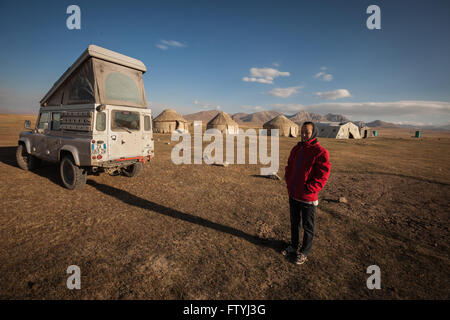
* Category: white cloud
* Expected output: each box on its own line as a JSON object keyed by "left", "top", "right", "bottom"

{"left": 271, "top": 103, "right": 307, "bottom": 114}
{"left": 314, "top": 67, "right": 333, "bottom": 81}
{"left": 268, "top": 86, "right": 302, "bottom": 98}
{"left": 242, "top": 77, "right": 274, "bottom": 84}
{"left": 273, "top": 62, "right": 280, "bottom": 67}
{"left": 314, "top": 71, "right": 325, "bottom": 79}
{"left": 156, "top": 44, "right": 168, "bottom": 50}
{"left": 314, "top": 89, "right": 351, "bottom": 100}
{"left": 193, "top": 99, "right": 199, "bottom": 105}
{"left": 160, "top": 40, "right": 185, "bottom": 47}
{"left": 241, "top": 105, "right": 265, "bottom": 112}
{"left": 392, "top": 121, "right": 427, "bottom": 126}
{"left": 156, "top": 40, "right": 186, "bottom": 50}
{"left": 243, "top": 67, "right": 290, "bottom": 84}
{"left": 272, "top": 100, "right": 450, "bottom": 119}
{"left": 250, "top": 67, "right": 290, "bottom": 80}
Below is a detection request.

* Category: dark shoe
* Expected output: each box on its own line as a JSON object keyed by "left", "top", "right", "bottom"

{"left": 295, "top": 253, "right": 308, "bottom": 265}
{"left": 281, "top": 245, "right": 297, "bottom": 256}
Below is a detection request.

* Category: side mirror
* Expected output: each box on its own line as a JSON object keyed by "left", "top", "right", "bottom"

{"left": 24, "top": 120, "right": 31, "bottom": 129}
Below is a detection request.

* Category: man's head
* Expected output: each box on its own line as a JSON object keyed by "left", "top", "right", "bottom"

{"left": 301, "top": 122, "right": 315, "bottom": 142}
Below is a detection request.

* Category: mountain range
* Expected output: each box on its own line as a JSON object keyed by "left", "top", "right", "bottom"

{"left": 183, "top": 110, "right": 350, "bottom": 125}
{"left": 182, "top": 110, "right": 449, "bottom": 130}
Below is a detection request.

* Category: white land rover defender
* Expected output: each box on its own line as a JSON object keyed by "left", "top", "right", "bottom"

{"left": 17, "top": 45, "right": 154, "bottom": 189}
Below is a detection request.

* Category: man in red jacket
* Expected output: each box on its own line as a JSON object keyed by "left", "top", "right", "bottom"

{"left": 282, "top": 122, "right": 331, "bottom": 265}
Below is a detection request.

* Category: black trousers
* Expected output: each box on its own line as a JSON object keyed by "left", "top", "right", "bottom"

{"left": 289, "top": 197, "right": 316, "bottom": 256}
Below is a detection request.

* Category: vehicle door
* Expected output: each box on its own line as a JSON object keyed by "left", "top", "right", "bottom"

{"left": 142, "top": 111, "right": 153, "bottom": 157}
{"left": 44, "top": 112, "right": 63, "bottom": 162}
{"left": 108, "top": 109, "right": 141, "bottom": 159}
{"left": 32, "top": 111, "right": 52, "bottom": 160}
{"left": 93, "top": 109, "right": 108, "bottom": 161}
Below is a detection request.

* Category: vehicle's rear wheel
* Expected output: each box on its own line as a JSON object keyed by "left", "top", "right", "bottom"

{"left": 16, "top": 144, "right": 41, "bottom": 170}
{"left": 60, "top": 156, "right": 87, "bottom": 190}
{"left": 121, "top": 162, "right": 143, "bottom": 177}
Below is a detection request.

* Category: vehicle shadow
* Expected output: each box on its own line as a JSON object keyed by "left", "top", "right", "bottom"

{"left": 87, "top": 179, "right": 287, "bottom": 253}
{"left": 0, "top": 146, "right": 18, "bottom": 167}
{"left": 0, "top": 146, "right": 61, "bottom": 186}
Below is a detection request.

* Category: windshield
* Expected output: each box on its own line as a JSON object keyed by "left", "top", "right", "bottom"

{"left": 111, "top": 110, "right": 140, "bottom": 131}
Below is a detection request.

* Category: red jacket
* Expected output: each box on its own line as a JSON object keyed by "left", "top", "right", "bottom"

{"left": 285, "top": 138, "right": 331, "bottom": 202}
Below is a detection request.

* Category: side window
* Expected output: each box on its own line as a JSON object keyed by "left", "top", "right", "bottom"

{"left": 144, "top": 115, "right": 151, "bottom": 131}
{"left": 96, "top": 112, "right": 106, "bottom": 131}
{"left": 37, "top": 112, "right": 51, "bottom": 130}
{"left": 68, "top": 75, "right": 95, "bottom": 103}
{"left": 52, "top": 112, "right": 61, "bottom": 131}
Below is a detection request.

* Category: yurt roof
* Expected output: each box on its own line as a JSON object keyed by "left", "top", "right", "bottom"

{"left": 263, "top": 114, "right": 298, "bottom": 127}
{"left": 153, "top": 109, "right": 187, "bottom": 122}
{"left": 207, "top": 111, "right": 238, "bottom": 126}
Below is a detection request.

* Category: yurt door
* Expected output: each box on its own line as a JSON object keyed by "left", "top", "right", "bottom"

{"left": 290, "top": 126, "right": 297, "bottom": 137}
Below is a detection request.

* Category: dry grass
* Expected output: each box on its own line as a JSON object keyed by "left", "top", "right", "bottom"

{"left": 0, "top": 114, "right": 449, "bottom": 299}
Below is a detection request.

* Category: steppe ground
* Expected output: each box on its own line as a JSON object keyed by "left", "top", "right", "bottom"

{"left": 0, "top": 114, "right": 449, "bottom": 299}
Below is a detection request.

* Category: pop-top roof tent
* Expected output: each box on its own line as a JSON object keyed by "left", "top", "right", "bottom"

{"left": 316, "top": 122, "right": 362, "bottom": 139}
{"left": 40, "top": 45, "right": 147, "bottom": 108}
{"left": 263, "top": 114, "right": 299, "bottom": 137}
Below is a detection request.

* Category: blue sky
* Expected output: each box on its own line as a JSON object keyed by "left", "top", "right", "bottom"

{"left": 0, "top": 0, "right": 449, "bottom": 125}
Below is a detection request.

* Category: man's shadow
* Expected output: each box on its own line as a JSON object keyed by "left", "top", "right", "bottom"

{"left": 87, "top": 180, "right": 287, "bottom": 253}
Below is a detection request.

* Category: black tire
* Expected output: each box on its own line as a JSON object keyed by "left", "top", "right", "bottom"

{"left": 16, "top": 144, "right": 41, "bottom": 170}
{"left": 121, "top": 162, "right": 143, "bottom": 177}
{"left": 59, "top": 156, "right": 87, "bottom": 190}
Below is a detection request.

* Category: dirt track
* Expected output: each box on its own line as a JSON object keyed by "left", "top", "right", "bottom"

{"left": 0, "top": 117, "right": 449, "bottom": 299}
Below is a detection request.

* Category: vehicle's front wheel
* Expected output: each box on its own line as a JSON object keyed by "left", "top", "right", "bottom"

{"left": 121, "top": 162, "right": 143, "bottom": 177}
{"left": 60, "top": 156, "right": 87, "bottom": 190}
{"left": 16, "top": 144, "right": 41, "bottom": 170}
